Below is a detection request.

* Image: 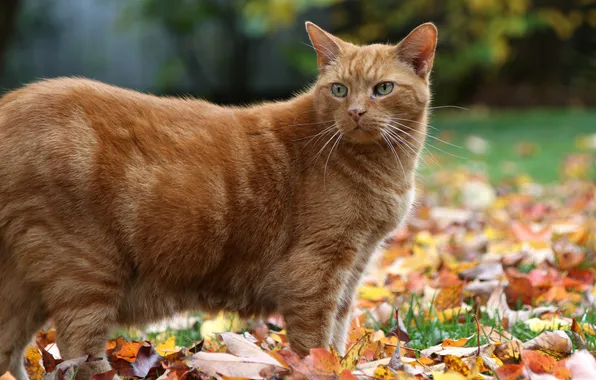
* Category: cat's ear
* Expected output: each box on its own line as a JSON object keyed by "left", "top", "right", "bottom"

{"left": 396, "top": 23, "right": 438, "bottom": 79}
{"left": 305, "top": 22, "right": 343, "bottom": 70}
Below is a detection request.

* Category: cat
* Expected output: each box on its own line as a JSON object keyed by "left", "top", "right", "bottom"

{"left": 0, "top": 21, "right": 437, "bottom": 379}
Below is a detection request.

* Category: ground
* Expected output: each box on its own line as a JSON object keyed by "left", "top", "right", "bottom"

{"left": 6, "top": 109, "right": 596, "bottom": 379}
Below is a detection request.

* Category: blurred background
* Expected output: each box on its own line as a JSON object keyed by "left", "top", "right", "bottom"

{"left": 1, "top": 0, "right": 595, "bottom": 183}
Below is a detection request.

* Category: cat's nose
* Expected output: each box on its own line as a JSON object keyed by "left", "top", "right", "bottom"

{"left": 348, "top": 108, "right": 366, "bottom": 122}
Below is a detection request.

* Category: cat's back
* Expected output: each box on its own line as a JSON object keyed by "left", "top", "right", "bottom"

{"left": 0, "top": 77, "right": 226, "bottom": 181}
{"left": 0, "top": 78, "right": 236, "bottom": 236}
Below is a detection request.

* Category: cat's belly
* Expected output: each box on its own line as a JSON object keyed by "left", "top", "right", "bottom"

{"left": 117, "top": 267, "right": 279, "bottom": 325}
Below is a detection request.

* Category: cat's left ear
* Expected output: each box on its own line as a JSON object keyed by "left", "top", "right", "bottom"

{"left": 305, "top": 22, "right": 344, "bottom": 70}
{"left": 396, "top": 23, "right": 438, "bottom": 79}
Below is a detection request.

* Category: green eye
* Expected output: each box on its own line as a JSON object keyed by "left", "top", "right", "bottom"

{"left": 374, "top": 82, "right": 394, "bottom": 96}
{"left": 331, "top": 83, "right": 348, "bottom": 98}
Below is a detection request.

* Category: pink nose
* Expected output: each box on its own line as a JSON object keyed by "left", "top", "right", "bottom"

{"left": 348, "top": 108, "right": 366, "bottom": 122}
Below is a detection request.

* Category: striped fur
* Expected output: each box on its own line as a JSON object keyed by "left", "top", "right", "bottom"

{"left": 0, "top": 22, "right": 437, "bottom": 379}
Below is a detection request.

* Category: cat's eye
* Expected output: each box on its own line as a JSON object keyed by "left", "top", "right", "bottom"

{"left": 331, "top": 83, "right": 348, "bottom": 98}
{"left": 374, "top": 82, "right": 394, "bottom": 96}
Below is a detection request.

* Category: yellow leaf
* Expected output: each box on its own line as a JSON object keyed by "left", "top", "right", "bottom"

{"left": 442, "top": 337, "right": 471, "bottom": 348}
{"left": 340, "top": 332, "right": 372, "bottom": 370}
{"left": 270, "top": 330, "right": 287, "bottom": 344}
{"left": 155, "top": 336, "right": 178, "bottom": 357}
{"left": 524, "top": 317, "right": 571, "bottom": 332}
{"left": 435, "top": 305, "right": 472, "bottom": 323}
{"left": 24, "top": 346, "right": 44, "bottom": 380}
{"left": 431, "top": 371, "right": 467, "bottom": 380}
{"left": 373, "top": 364, "right": 395, "bottom": 379}
{"left": 200, "top": 312, "right": 246, "bottom": 338}
{"left": 444, "top": 355, "right": 471, "bottom": 377}
{"left": 357, "top": 286, "right": 392, "bottom": 302}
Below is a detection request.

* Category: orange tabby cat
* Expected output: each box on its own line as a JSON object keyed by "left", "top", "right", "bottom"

{"left": 0, "top": 22, "right": 436, "bottom": 379}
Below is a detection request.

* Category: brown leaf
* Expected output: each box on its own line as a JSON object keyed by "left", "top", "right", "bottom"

{"left": 522, "top": 331, "right": 572, "bottom": 360}
{"left": 494, "top": 363, "right": 523, "bottom": 380}
{"left": 493, "top": 339, "right": 522, "bottom": 364}
{"left": 433, "top": 282, "right": 463, "bottom": 311}
{"left": 521, "top": 349, "right": 556, "bottom": 373}
{"left": 114, "top": 341, "right": 144, "bottom": 363}
{"left": 36, "top": 344, "right": 62, "bottom": 373}
{"left": 35, "top": 329, "right": 56, "bottom": 348}
{"left": 90, "top": 369, "right": 118, "bottom": 380}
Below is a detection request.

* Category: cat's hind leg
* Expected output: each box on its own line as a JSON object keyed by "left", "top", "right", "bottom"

{"left": 44, "top": 260, "right": 124, "bottom": 379}
{"left": 0, "top": 275, "right": 48, "bottom": 380}
{"left": 7, "top": 226, "right": 125, "bottom": 380}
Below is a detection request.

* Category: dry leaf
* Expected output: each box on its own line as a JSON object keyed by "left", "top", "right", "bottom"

{"left": 522, "top": 331, "right": 572, "bottom": 359}
{"left": 190, "top": 352, "right": 279, "bottom": 379}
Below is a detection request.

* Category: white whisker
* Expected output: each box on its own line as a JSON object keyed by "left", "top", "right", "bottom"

{"left": 324, "top": 133, "right": 343, "bottom": 185}
{"left": 382, "top": 127, "right": 417, "bottom": 160}
{"left": 388, "top": 117, "right": 440, "bottom": 131}
{"left": 288, "top": 120, "right": 336, "bottom": 128}
{"left": 387, "top": 122, "right": 466, "bottom": 160}
{"left": 428, "top": 105, "right": 468, "bottom": 110}
{"left": 311, "top": 130, "right": 341, "bottom": 166}
{"left": 380, "top": 130, "right": 405, "bottom": 178}
{"left": 388, "top": 118, "right": 462, "bottom": 149}
{"left": 383, "top": 124, "right": 439, "bottom": 167}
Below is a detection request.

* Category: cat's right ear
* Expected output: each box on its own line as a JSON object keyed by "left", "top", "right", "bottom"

{"left": 305, "top": 22, "right": 342, "bottom": 70}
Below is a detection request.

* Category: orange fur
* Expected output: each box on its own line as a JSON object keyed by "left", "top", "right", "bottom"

{"left": 0, "top": 22, "right": 437, "bottom": 379}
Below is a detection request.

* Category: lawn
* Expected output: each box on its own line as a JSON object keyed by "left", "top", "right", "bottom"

{"left": 424, "top": 109, "right": 596, "bottom": 183}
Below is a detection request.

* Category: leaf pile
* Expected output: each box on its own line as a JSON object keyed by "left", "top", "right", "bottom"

{"left": 7, "top": 167, "right": 596, "bottom": 379}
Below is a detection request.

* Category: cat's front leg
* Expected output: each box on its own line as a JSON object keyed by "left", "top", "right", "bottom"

{"left": 279, "top": 244, "right": 357, "bottom": 357}
{"left": 331, "top": 256, "right": 369, "bottom": 355}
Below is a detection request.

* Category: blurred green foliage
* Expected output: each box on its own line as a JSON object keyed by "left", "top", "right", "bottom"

{"left": 116, "top": 0, "right": 595, "bottom": 105}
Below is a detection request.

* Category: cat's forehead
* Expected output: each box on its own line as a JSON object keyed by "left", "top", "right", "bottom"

{"left": 328, "top": 44, "right": 412, "bottom": 83}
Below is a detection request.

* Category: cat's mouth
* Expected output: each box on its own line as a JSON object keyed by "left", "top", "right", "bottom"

{"left": 344, "top": 123, "right": 382, "bottom": 143}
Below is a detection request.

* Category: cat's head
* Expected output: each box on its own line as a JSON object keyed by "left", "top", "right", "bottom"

{"left": 306, "top": 22, "right": 437, "bottom": 144}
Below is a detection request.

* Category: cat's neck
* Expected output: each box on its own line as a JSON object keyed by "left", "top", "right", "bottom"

{"left": 259, "top": 91, "right": 421, "bottom": 190}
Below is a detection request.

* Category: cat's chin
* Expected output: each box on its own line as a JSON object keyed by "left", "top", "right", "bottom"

{"left": 344, "top": 128, "right": 382, "bottom": 144}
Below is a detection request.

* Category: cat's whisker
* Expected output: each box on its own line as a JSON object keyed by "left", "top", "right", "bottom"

{"left": 301, "top": 42, "right": 345, "bottom": 72}
{"left": 388, "top": 117, "right": 440, "bottom": 131}
{"left": 382, "top": 131, "right": 414, "bottom": 165}
{"left": 384, "top": 123, "right": 440, "bottom": 166}
{"left": 287, "top": 119, "right": 336, "bottom": 128}
{"left": 380, "top": 130, "right": 405, "bottom": 178}
{"left": 387, "top": 122, "right": 466, "bottom": 160}
{"left": 293, "top": 124, "right": 336, "bottom": 142}
{"left": 382, "top": 126, "right": 417, "bottom": 161}
{"left": 311, "top": 130, "right": 341, "bottom": 166}
{"left": 304, "top": 126, "right": 337, "bottom": 153}
{"left": 428, "top": 105, "right": 469, "bottom": 110}
{"left": 387, "top": 118, "right": 462, "bottom": 149}
{"left": 383, "top": 125, "right": 439, "bottom": 167}
{"left": 324, "top": 133, "right": 343, "bottom": 185}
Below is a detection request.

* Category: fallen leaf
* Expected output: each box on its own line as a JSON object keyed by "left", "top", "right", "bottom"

{"left": 189, "top": 352, "right": 279, "bottom": 379}
{"left": 522, "top": 331, "right": 572, "bottom": 360}
{"left": 443, "top": 355, "right": 470, "bottom": 377}
{"left": 24, "top": 346, "right": 43, "bottom": 380}
{"left": 155, "top": 336, "right": 178, "bottom": 357}
{"left": 442, "top": 336, "right": 472, "bottom": 348}
{"left": 521, "top": 350, "right": 556, "bottom": 373}
{"left": 358, "top": 286, "right": 392, "bottom": 302}
{"left": 220, "top": 332, "right": 282, "bottom": 367}
{"left": 341, "top": 331, "right": 372, "bottom": 370}
{"left": 495, "top": 363, "right": 524, "bottom": 380}
{"left": 115, "top": 341, "right": 144, "bottom": 363}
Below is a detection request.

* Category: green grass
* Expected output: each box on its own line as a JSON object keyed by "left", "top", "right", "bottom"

{"left": 420, "top": 108, "right": 596, "bottom": 183}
